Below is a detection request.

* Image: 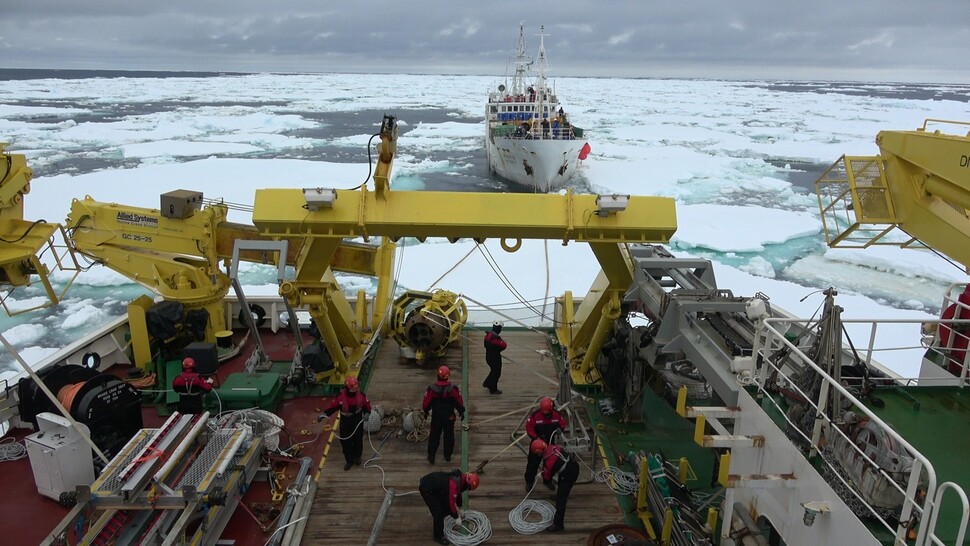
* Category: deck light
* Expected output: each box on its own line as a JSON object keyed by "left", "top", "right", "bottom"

{"left": 304, "top": 188, "right": 337, "bottom": 211}
{"left": 595, "top": 194, "right": 630, "bottom": 217}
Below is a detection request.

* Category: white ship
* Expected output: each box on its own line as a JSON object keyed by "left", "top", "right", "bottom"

{"left": 485, "top": 23, "right": 590, "bottom": 192}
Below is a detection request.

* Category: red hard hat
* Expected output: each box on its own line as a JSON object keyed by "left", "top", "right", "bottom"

{"left": 437, "top": 366, "right": 450, "bottom": 380}
{"left": 464, "top": 472, "right": 480, "bottom": 491}
{"left": 530, "top": 439, "right": 548, "bottom": 455}
{"left": 345, "top": 376, "right": 359, "bottom": 391}
{"left": 540, "top": 397, "right": 554, "bottom": 414}
{"left": 182, "top": 357, "right": 196, "bottom": 370}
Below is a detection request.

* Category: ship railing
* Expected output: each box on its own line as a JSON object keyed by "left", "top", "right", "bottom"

{"left": 929, "top": 282, "right": 970, "bottom": 385}
{"left": 463, "top": 298, "right": 557, "bottom": 330}
{"left": 754, "top": 317, "right": 970, "bottom": 546}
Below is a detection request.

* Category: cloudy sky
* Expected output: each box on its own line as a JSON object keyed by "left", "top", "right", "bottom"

{"left": 2, "top": 1, "right": 968, "bottom": 83}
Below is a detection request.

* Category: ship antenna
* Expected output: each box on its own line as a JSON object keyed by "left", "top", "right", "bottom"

{"left": 536, "top": 25, "right": 549, "bottom": 86}
{"left": 511, "top": 21, "right": 532, "bottom": 96}
{"left": 536, "top": 25, "right": 550, "bottom": 139}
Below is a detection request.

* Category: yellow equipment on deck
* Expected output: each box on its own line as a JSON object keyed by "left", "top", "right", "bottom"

{"left": 389, "top": 289, "right": 468, "bottom": 362}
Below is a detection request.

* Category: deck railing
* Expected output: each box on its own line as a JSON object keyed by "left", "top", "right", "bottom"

{"left": 754, "top": 316, "right": 970, "bottom": 546}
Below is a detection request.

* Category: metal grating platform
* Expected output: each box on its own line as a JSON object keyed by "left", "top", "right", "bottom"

{"left": 176, "top": 429, "right": 246, "bottom": 490}
{"left": 93, "top": 429, "right": 156, "bottom": 493}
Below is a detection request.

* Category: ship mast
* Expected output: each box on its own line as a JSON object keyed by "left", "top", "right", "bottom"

{"left": 536, "top": 25, "right": 548, "bottom": 95}
{"left": 510, "top": 21, "right": 531, "bottom": 96}
{"left": 536, "top": 26, "right": 549, "bottom": 138}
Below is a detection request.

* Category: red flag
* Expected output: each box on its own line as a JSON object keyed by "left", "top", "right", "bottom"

{"left": 579, "top": 142, "right": 592, "bottom": 160}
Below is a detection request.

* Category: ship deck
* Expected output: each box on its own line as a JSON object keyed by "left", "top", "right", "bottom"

{"left": 304, "top": 329, "right": 631, "bottom": 544}
{"left": 2, "top": 327, "right": 639, "bottom": 545}
{"left": 866, "top": 385, "right": 970, "bottom": 544}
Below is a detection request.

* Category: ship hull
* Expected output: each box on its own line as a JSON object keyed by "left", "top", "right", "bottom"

{"left": 486, "top": 135, "right": 585, "bottom": 192}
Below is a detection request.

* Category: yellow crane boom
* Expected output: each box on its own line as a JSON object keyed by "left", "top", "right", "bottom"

{"left": 0, "top": 143, "right": 79, "bottom": 315}
{"left": 816, "top": 119, "right": 970, "bottom": 270}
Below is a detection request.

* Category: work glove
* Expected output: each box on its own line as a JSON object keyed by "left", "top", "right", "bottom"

{"left": 363, "top": 412, "right": 371, "bottom": 421}
{"left": 459, "top": 413, "right": 465, "bottom": 421}
{"left": 423, "top": 410, "right": 429, "bottom": 419}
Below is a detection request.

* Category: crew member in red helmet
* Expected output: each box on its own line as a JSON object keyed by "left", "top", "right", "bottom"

{"left": 419, "top": 470, "right": 480, "bottom": 544}
{"left": 172, "top": 357, "right": 213, "bottom": 413}
{"left": 529, "top": 439, "right": 579, "bottom": 532}
{"left": 482, "top": 321, "right": 507, "bottom": 394}
{"left": 320, "top": 376, "right": 372, "bottom": 470}
{"left": 422, "top": 365, "right": 466, "bottom": 464}
{"left": 524, "top": 396, "right": 567, "bottom": 491}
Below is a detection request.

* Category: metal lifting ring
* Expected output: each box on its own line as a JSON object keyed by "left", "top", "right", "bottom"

{"left": 500, "top": 238, "right": 522, "bottom": 252}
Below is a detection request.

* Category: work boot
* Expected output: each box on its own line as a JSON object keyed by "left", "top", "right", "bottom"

{"left": 355, "top": 457, "right": 362, "bottom": 466}
{"left": 434, "top": 537, "right": 449, "bottom": 545}
{"left": 428, "top": 454, "right": 435, "bottom": 464}
{"left": 343, "top": 461, "right": 352, "bottom": 471}
{"left": 525, "top": 481, "right": 532, "bottom": 493}
{"left": 546, "top": 523, "right": 564, "bottom": 532}
{"left": 444, "top": 454, "right": 452, "bottom": 462}
{"left": 543, "top": 479, "right": 556, "bottom": 491}
{"left": 490, "top": 389, "right": 503, "bottom": 395}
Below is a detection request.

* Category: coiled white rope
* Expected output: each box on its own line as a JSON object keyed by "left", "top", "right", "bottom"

{"left": 444, "top": 510, "right": 491, "bottom": 545}
{"left": 405, "top": 410, "right": 430, "bottom": 442}
{"left": 0, "top": 437, "right": 27, "bottom": 461}
{"left": 508, "top": 497, "right": 556, "bottom": 534}
{"left": 594, "top": 465, "right": 639, "bottom": 496}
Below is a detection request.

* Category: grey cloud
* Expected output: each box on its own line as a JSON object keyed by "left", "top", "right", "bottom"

{"left": 1, "top": 1, "right": 967, "bottom": 83}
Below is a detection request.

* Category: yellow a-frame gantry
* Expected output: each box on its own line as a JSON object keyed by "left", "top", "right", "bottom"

{"left": 252, "top": 186, "right": 677, "bottom": 384}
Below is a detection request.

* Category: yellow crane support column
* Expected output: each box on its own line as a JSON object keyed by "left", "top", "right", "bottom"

{"left": 373, "top": 238, "right": 397, "bottom": 335}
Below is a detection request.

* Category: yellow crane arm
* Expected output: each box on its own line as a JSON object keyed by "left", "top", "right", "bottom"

{"left": 65, "top": 193, "right": 394, "bottom": 369}
{"left": 67, "top": 196, "right": 233, "bottom": 338}
{"left": 0, "top": 144, "right": 79, "bottom": 314}
{"left": 876, "top": 127, "right": 970, "bottom": 268}
{"left": 816, "top": 120, "right": 970, "bottom": 270}
{"left": 373, "top": 114, "right": 397, "bottom": 196}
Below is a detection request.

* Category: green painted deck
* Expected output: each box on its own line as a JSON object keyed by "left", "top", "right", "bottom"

{"left": 868, "top": 385, "right": 970, "bottom": 544}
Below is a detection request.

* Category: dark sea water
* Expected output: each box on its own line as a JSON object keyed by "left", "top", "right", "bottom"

{"left": 0, "top": 68, "right": 254, "bottom": 80}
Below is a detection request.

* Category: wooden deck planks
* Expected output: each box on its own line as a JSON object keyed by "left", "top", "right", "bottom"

{"left": 301, "top": 329, "right": 627, "bottom": 545}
